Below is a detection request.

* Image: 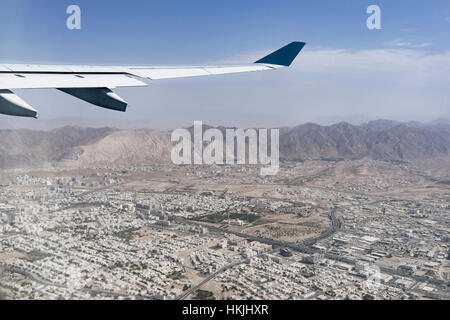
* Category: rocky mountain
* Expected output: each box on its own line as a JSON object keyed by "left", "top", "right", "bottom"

{"left": 279, "top": 121, "right": 450, "bottom": 161}
{"left": 0, "top": 126, "right": 116, "bottom": 169}
{"left": 0, "top": 120, "right": 449, "bottom": 169}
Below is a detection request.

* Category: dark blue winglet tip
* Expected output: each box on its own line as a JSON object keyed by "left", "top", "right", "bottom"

{"left": 254, "top": 41, "right": 306, "bottom": 67}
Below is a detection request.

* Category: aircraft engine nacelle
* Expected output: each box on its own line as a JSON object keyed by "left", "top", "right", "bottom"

{"left": 59, "top": 87, "right": 128, "bottom": 112}
{"left": 0, "top": 89, "right": 38, "bottom": 118}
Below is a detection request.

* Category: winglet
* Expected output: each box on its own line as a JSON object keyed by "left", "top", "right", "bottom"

{"left": 254, "top": 42, "right": 306, "bottom": 67}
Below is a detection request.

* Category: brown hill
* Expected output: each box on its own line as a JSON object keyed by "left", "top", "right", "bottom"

{"left": 61, "top": 129, "right": 171, "bottom": 167}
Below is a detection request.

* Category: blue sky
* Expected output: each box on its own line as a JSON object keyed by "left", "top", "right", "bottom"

{"left": 0, "top": 0, "right": 449, "bottom": 128}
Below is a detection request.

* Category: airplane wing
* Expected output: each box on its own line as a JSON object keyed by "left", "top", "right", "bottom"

{"left": 0, "top": 42, "right": 305, "bottom": 118}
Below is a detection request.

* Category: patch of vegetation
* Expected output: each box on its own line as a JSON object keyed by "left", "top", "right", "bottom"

{"left": 199, "top": 212, "right": 260, "bottom": 224}
{"left": 167, "top": 270, "right": 185, "bottom": 280}
{"left": 114, "top": 227, "right": 140, "bottom": 240}
{"left": 66, "top": 201, "right": 106, "bottom": 209}
{"left": 193, "top": 290, "right": 215, "bottom": 300}
{"left": 26, "top": 250, "right": 50, "bottom": 262}
{"left": 183, "top": 284, "right": 191, "bottom": 291}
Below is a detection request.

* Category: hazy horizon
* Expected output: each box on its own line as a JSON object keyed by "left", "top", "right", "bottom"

{"left": 0, "top": 115, "right": 449, "bottom": 131}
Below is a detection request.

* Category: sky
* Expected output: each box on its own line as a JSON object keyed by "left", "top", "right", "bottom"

{"left": 0, "top": 0, "right": 449, "bottom": 129}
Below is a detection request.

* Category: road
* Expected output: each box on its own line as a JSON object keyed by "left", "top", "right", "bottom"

{"left": 176, "top": 259, "right": 250, "bottom": 300}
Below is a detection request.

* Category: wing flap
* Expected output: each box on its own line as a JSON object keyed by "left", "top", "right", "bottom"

{"left": 0, "top": 73, "right": 147, "bottom": 90}
{"left": 0, "top": 65, "right": 12, "bottom": 72}
{"left": 1, "top": 64, "right": 128, "bottom": 73}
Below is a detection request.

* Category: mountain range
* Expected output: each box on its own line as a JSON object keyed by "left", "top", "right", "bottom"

{"left": 0, "top": 120, "right": 449, "bottom": 169}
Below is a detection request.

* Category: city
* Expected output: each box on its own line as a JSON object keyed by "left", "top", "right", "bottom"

{"left": 0, "top": 159, "right": 448, "bottom": 300}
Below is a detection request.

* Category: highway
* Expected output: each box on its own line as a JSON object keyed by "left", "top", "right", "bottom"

{"left": 176, "top": 259, "right": 250, "bottom": 300}
{"left": 176, "top": 209, "right": 340, "bottom": 255}
{"left": 174, "top": 210, "right": 341, "bottom": 300}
